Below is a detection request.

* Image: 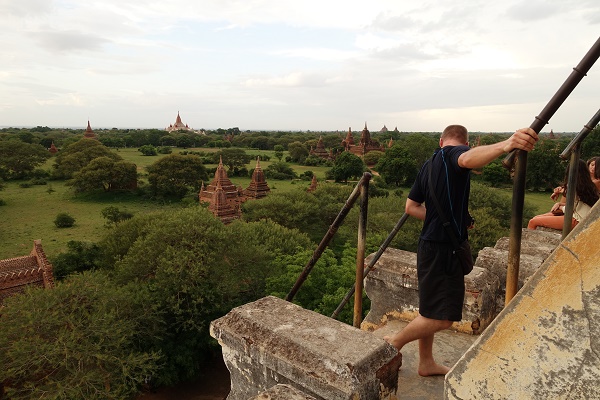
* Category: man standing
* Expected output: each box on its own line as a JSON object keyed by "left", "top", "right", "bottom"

{"left": 384, "top": 125, "right": 538, "bottom": 376}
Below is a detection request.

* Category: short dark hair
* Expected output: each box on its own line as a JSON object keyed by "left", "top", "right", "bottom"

{"left": 441, "top": 125, "right": 468, "bottom": 143}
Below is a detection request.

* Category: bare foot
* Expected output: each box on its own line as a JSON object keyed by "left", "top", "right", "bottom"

{"left": 418, "top": 361, "right": 450, "bottom": 377}
{"left": 383, "top": 335, "right": 402, "bottom": 351}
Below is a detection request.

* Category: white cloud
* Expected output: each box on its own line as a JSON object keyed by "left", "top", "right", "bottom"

{"left": 0, "top": 0, "right": 598, "bottom": 131}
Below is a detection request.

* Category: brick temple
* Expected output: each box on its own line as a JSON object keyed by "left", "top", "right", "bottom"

{"left": 309, "top": 136, "right": 334, "bottom": 161}
{"left": 343, "top": 123, "right": 384, "bottom": 156}
{"left": 0, "top": 240, "right": 55, "bottom": 304}
{"left": 84, "top": 120, "right": 97, "bottom": 140}
{"left": 199, "top": 157, "right": 271, "bottom": 223}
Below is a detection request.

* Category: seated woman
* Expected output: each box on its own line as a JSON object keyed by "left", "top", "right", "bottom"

{"left": 528, "top": 159, "right": 599, "bottom": 230}
{"left": 587, "top": 157, "right": 600, "bottom": 193}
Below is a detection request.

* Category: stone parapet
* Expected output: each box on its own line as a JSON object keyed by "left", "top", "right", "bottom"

{"left": 362, "top": 248, "right": 500, "bottom": 334}
{"left": 445, "top": 202, "right": 600, "bottom": 399}
{"left": 210, "top": 296, "right": 402, "bottom": 400}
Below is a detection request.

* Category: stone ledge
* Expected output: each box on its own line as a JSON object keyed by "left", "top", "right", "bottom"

{"left": 210, "top": 296, "right": 401, "bottom": 400}
{"left": 363, "top": 248, "right": 499, "bottom": 334}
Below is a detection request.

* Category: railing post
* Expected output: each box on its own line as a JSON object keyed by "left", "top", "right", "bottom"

{"left": 505, "top": 151, "right": 528, "bottom": 306}
{"left": 353, "top": 172, "right": 371, "bottom": 328}
{"left": 503, "top": 37, "right": 600, "bottom": 306}
{"left": 560, "top": 108, "right": 600, "bottom": 239}
{"left": 286, "top": 174, "right": 367, "bottom": 302}
{"left": 331, "top": 213, "right": 409, "bottom": 320}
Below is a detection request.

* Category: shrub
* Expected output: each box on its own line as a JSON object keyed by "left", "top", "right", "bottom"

{"left": 0, "top": 199, "right": 6, "bottom": 206}
{"left": 54, "top": 213, "right": 75, "bottom": 228}
{"left": 19, "top": 182, "right": 32, "bottom": 188}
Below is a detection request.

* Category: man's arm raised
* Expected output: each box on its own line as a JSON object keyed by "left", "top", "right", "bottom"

{"left": 458, "top": 127, "right": 538, "bottom": 169}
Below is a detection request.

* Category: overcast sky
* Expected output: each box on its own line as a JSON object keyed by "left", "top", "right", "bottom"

{"left": 1, "top": 0, "right": 599, "bottom": 133}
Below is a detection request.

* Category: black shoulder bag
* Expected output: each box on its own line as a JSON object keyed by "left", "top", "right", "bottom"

{"left": 427, "top": 157, "right": 474, "bottom": 275}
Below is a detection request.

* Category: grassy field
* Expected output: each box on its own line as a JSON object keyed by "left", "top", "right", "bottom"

{"left": 0, "top": 146, "right": 554, "bottom": 260}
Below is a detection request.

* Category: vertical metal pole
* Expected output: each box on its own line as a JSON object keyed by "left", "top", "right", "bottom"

{"left": 286, "top": 175, "right": 365, "bottom": 302}
{"left": 331, "top": 213, "right": 409, "bottom": 320}
{"left": 353, "top": 172, "right": 371, "bottom": 328}
{"left": 505, "top": 151, "right": 528, "bottom": 306}
{"left": 562, "top": 147, "right": 580, "bottom": 239}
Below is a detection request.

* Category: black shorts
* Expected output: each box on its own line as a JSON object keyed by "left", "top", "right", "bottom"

{"left": 417, "top": 239, "right": 465, "bottom": 322}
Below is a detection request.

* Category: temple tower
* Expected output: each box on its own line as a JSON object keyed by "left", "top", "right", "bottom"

{"left": 208, "top": 182, "right": 241, "bottom": 224}
{"left": 244, "top": 157, "right": 270, "bottom": 199}
{"left": 83, "top": 120, "right": 97, "bottom": 140}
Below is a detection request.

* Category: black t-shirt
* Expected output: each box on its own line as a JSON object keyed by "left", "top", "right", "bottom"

{"left": 408, "top": 145, "right": 471, "bottom": 243}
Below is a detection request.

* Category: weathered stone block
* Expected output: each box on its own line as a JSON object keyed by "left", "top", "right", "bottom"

{"left": 362, "top": 248, "right": 499, "bottom": 335}
{"left": 475, "top": 247, "right": 546, "bottom": 311}
{"left": 362, "top": 248, "right": 419, "bottom": 331}
{"left": 210, "top": 296, "right": 401, "bottom": 400}
{"left": 249, "top": 384, "right": 317, "bottom": 400}
{"left": 460, "top": 267, "right": 500, "bottom": 334}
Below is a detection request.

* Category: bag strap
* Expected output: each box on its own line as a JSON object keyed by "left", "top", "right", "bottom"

{"left": 427, "top": 156, "right": 461, "bottom": 249}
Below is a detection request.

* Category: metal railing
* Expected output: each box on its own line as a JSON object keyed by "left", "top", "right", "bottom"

{"left": 502, "top": 37, "right": 600, "bottom": 306}
{"left": 559, "top": 109, "right": 600, "bottom": 239}
{"left": 285, "top": 172, "right": 373, "bottom": 327}
{"left": 287, "top": 37, "right": 600, "bottom": 323}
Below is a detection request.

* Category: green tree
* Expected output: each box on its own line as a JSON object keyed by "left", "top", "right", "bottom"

{"left": 54, "top": 212, "right": 75, "bottom": 228}
{"left": 215, "top": 148, "right": 253, "bottom": 174}
{"left": 0, "top": 140, "right": 51, "bottom": 180}
{"left": 51, "top": 240, "right": 102, "bottom": 279}
{"left": 363, "top": 150, "right": 385, "bottom": 166}
{"left": 101, "top": 206, "right": 134, "bottom": 226}
{"left": 375, "top": 145, "right": 418, "bottom": 187}
{"left": 525, "top": 138, "right": 567, "bottom": 191}
{"left": 53, "top": 138, "right": 121, "bottom": 179}
{"left": 264, "top": 161, "right": 298, "bottom": 180}
{"left": 146, "top": 154, "right": 208, "bottom": 199}
{"left": 139, "top": 144, "right": 158, "bottom": 156}
{"left": 329, "top": 151, "right": 365, "bottom": 183}
{"left": 243, "top": 183, "right": 352, "bottom": 243}
{"left": 70, "top": 157, "right": 138, "bottom": 193}
{"left": 0, "top": 272, "right": 162, "bottom": 400}
{"left": 100, "top": 208, "right": 312, "bottom": 384}
{"left": 273, "top": 144, "right": 285, "bottom": 161}
{"left": 480, "top": 159, "right": 512, "bottom": 187}
{"left": 287, "top": 141, "right": 309, "bottom": 163}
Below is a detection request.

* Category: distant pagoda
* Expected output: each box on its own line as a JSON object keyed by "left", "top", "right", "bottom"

{"left": 309, "top": 136, "right": 333, "bottom": 160}
{"left": 207, "top": 181, "right": 241, "bottom": 224}
{"left": 49, "top": 142, "right": 58, "bottom": 154}
{"left": 347, "top": 123, "right": 384, "bottom": 157}
{"left": 199, "top": 156, "right": 242, "bottom": 223}
{"left": 243, "top": 157, "right": 270, "bottom": 199}
{"left": 83, "top": 120, "right": 97, "bottom": 140}
{"left": 307, "top": 175, "right": 318, "bottom": 193}
{"left": 166, "top": 111, "right": 194, "bottom": 133}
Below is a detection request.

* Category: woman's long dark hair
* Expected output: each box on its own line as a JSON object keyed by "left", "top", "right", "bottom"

{"left": 587, "top": 156, "right": 600, "bottom": 180}
{"left": 564, "top": 160, "right": 599, "bottom": 207}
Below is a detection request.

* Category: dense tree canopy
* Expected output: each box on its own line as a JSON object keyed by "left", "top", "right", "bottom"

{"left": 375, "top": 145, "right": 419, "bottom": 187}
{"left": 0, "top": 272, "right": 162, "bottom": 400}
{"left": 0, "top": 140, "right": 51, "bottom": 180}
{"left": 99, "top": 208, "right": 313, "bottom": 384}
{"left": 146, "top": 154, "right": 208, "bottom": 199}
{"left": 329, "top": 151, "right": 366, "bottom": 183}
{"left": 70, "top": 157, "right": 138, "bottom": 192}
{"left": 53, "top": 139, "right": 122, "bottom": 179}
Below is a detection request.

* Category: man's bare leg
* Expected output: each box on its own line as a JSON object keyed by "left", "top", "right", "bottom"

{"left": 383, "top": 315, "right": 452, "bottom": 375}
{"left": 417, "top": 333, "right": 451, "bottom": 376}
